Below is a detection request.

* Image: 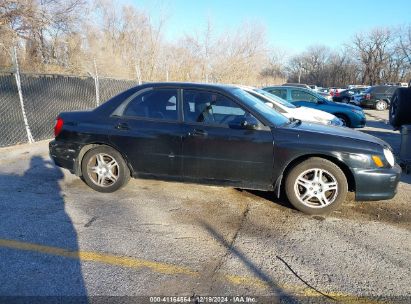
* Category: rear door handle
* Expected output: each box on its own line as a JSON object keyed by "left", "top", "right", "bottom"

{"left": 115, "top": 122, "right": 130, "bottom": 130}
{"left": 188, "top": 129, "right": 208, "bottom": 137}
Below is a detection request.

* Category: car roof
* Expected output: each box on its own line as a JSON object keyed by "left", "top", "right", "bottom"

{"left": 265, "top": 85, "right": 309, "bottom": 90}
{"left": 138, "top": 82, "right": 239, "bottom": 92}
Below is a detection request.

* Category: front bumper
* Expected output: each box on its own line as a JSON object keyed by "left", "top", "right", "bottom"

{"left": 49, "top": 140, "right": 80, "bottom": 174}
{"left": 351, "top": 113, "right": 367, "bottom": 128}
{"left": 354, "top": 163, "right": 402, "bottom": 201}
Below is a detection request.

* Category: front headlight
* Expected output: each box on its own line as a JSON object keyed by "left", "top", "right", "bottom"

{"left": 383, "top": 148, "right": 395, "bottom": 167}
{"left": 330, "top": 117, "right": 343, "bottom": 126}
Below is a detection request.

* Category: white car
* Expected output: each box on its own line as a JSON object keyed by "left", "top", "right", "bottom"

{"left": 240, "top": 86, "right": 343, "bottom": 127}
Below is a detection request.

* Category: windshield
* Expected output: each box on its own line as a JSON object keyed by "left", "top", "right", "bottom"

{"left": 254, "top": 89, "right": 296, "bottom": 108}
{"left": 231, "top": 88, "right": 290, "bottom": 126}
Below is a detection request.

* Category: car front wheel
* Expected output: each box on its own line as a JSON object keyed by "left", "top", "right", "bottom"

{"left": 285, "top": 157, "right": 348, "bottom": 215}
{"left": 81, "top": 146, "right": 130, "bottom": 192}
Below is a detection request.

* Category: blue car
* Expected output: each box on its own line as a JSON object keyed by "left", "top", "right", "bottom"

{"left": 263, "top": 86, "right": 366, "bottom": 128}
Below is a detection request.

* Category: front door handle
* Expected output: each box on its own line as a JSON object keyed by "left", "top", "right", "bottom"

{"left": 115, "top": 122, "right": 130, "bottom": 130}
{"left": 188, "top": 129, "right": 208, "bottom": 137}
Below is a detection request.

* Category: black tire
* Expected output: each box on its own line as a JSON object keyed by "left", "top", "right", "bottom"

{"left": 81, "top": 146, "right": 130, "bottom": 193}
{"left": 335, "top": 114, "right": 350, "bottom": 127}
{"left": 389, "top": 88, "right": 411, "bottom": 128}
{"left": 342, "top": 97, "right": 350, "bottom": 104}
{"left": 375, "top": 100, "right": 388, "bottom": 111}
{"left": 285, "top": 157, "right": 348, "bottom": 215}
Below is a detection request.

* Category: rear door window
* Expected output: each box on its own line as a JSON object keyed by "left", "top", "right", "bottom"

{"left": 266, "top": 88, "right": 287, "bottom": 100}
{"left": 290, "top": 90, "right": 318, "bottom": 103}
{"left": 123, "top": 89, "right": 178, "bottom": 121}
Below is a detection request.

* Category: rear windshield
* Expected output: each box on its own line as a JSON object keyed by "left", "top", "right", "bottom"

{"left": 255, "top": 89, "right": 296, "bottom": 108}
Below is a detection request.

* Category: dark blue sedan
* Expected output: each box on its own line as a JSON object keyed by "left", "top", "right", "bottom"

{"left": 263, "top": 86, "right": 366, "bottom": 128}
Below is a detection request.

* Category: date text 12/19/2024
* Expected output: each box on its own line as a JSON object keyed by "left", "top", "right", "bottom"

{"left": 149, "top": 296, "right": 258, "bottom": 303}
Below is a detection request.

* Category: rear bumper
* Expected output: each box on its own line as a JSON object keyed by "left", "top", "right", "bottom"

{"left": 354, "top": 164, "right": 402, "bottom": 201}
{"left": 49, "top": 140, "right": 80, "bottom": 174}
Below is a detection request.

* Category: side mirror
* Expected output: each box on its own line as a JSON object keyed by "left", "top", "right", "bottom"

{"left": 241, "top": 115, "right": 260, "bottom": 130}
{"left": 229, "top": 115, "right": 259, "bottom": 130}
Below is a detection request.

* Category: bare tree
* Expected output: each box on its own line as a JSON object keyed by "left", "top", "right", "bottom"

{"left": 1, "top": 0, "right": 86, "bottom": 72}
{"left": 2, "top": 1, "right": 409, "bottom": 86}
{"left": 399, "top": 25, "right": 411, "bottom": 66}
{"left": 350, "top": 28, "right": 396, "bottom": 84}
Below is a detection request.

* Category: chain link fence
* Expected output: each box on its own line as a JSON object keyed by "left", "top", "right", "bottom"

{"left": 0, "top": 74, "right": 28, "bottom": 146}
{"left": 0, "top": 73, "right": 138, "bottom": 147}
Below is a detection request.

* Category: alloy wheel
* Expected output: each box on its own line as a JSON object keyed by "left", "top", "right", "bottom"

{"left": 87, "top": 153, "right": 119, "bottom": 187}
{"left": 294, "top": 168, "right": 339, "bottom": 208}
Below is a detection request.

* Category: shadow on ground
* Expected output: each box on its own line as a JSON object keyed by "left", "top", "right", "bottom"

{"left": 0, "top": 156, "right": 87, "bottom": 299}
{"left": 199, "top": 219, "right": 303, "bottom": 303}
{"left": 364, "top": 120, "right": 393, "bottom": 130}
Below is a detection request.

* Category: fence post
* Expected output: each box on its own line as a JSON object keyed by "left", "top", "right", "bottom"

{"left": 94, "top": 58, "right": 100, "bottom": 106}
{"left": 12, "top": 47, "right": 34, "bottom": 144}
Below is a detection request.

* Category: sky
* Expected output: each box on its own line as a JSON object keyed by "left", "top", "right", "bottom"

{"left": 127, "top": 0, "right": 411, "bottom": 54}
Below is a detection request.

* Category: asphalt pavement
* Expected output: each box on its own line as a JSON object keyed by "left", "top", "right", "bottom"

{"left": 0, "top": 109, "right": 410, "bottom": 303}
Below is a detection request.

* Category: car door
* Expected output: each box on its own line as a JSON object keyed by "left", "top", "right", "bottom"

{"left": 265, "top": 88, "right": 289, "bottom": 101}
{"left": 109, "top": 87, "right": 183, "bottom": 177}
{"left": 290, "top": 89, "right": 322, "bottom": 108}
{"left": 181, "top": 89, "right": 274, "bottom": 188}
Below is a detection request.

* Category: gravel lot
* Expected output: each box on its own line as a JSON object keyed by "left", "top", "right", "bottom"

{"left": 0, "top": 109, "right": 410, "bottom": 303}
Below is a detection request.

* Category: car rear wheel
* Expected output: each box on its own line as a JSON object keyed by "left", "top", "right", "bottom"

{"left": 342, "top": 97, "right": 350, "bottom": 104}
{"left": 375, "top": 100, "right": 388, "bottom": 111}
{"left": 285, "top": 157, "right": 348, "bottom": 215}
{"left": 81, "top": 146, "right": 130, "bottom": 192}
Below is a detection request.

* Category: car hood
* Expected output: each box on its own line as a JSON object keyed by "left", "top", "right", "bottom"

{"left": 289, "top": 121, "right": 389, "bottom": 147}
{"left": 327, "top": 101, "right": 362, "bottom": 111}
{"left": 292, "top": 107, "right": 335, "bottom": 120}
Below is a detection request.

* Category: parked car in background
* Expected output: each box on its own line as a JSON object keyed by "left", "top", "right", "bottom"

{"left": 240, "top": 86, "right": 343, "bottom": 126}
{"left": 329, "top": 88, "right": 345, "bottom": 98}
{"left": 333, "top": 87, "right": 369, "bottom": 103}
{"left": 346, "top": 85, "right": 369, "bottom": 90}
{"left": 318, "top": 88, "right": 330, "bottom": 93}
{"left": 354, "top": 85, "right": 400, "bottom": 110}
{"left": 49, "top": 82, "right": 400, "bottom": 215}
{"left": 317, "top": 91, "right": 332, "bottom": 100}
{"left": 309, "top": 85, "right": 319, "bottom": 91}
{"left": 263, "top": 86, "right": 366, "bottom": 128}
